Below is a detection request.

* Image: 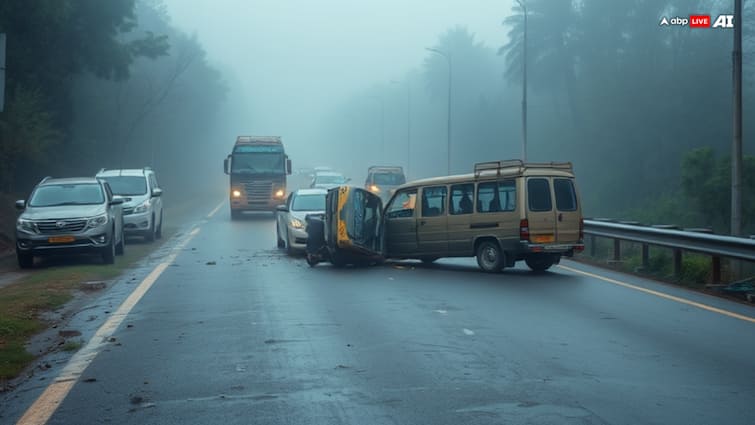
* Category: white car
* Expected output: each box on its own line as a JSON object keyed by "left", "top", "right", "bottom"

{"left": 276, "top": 188, "right": 327, "bottom": 254}
{"left": 96, "top": 167, "right": 164, "bottom": 242}
{"left": 310, "top": 171, "right": 348, "bottom": 190}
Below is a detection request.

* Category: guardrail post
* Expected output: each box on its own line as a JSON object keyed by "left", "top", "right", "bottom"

{"left": 712, "top": 256, "right": 722, "bottom": 284}
{"left": 613, "top": 239, "right": 621, "bottom": 262}
{"left": 673, "top": 249, "right": 682, "bottom": 278}
{"left": 642, "top": 244, "right": 649, "bottom": 269}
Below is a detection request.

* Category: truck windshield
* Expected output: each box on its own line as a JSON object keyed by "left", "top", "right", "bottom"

{"left": 373, "top": 173, "right": 405, "bottom": 185}
{"left": 231, "top": 153, "right": 284, "bottom": 174}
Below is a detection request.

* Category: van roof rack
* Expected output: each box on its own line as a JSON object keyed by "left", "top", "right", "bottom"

{"left": 474, "top": 160, "right": 572, "bottom": 177}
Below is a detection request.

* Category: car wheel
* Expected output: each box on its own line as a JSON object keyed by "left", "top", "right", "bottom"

{"left": 156, "top": 211, "right": 163, "bottom": 239}
{"left": 102, "top": 234, "right": 116, "bottom": 265}
{"left": 145, "top": 214, "right": 156, "bottom": 242}
{"left": 286, "top": 230, "right": 296, "bottom": 255}
{"left": 115, "top": 228, "right": 125, "bottom": 255}
{"left": 276, "top": 224, "right": 285, "bottom": 249}
{"left": 525, "top": 254, "right": 555, "bottom": 272}
{"left": 476, "top": 240, "right": 504, "bottom": 273}
{"left": 17, "top": 251, "right": 33, "bottom": 269}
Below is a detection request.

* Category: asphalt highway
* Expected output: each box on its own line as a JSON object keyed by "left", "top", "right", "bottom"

{"left": 7, "top": 203, "right": 755, "bottom": 425}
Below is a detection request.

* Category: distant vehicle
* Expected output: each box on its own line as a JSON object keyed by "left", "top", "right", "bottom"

{"left": 96, "top": 167, "right": 163, "bottom": 242}
{"left": 365, "top": 165, "right": 406, "bottom": 201}
{"left": 275, "top": 188, "right": 327, "bottom": 254}
{"left": 14, "top": 177, "right": 126, "bottom": 268}
{"left": 224, "top": 136, "right": 292, "bottom": 219}
{"left": 310, "top": 171, "right": 349, "bottom": 190}
{"left": 313, "top": 166, "right": 333, "bottom": 173}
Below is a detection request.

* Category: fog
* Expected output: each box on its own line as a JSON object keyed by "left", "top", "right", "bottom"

{"left": 163, "top": 0, "right": 513, "bottom": 175}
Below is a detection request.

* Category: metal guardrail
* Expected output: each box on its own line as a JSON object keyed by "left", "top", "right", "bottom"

{"left": 583, "top": 219, "right": 755, "bottom": 283}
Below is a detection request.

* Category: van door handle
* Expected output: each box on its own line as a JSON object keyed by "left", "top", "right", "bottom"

{"left": 558, "top": 213, "right": 563, "bottom": 222}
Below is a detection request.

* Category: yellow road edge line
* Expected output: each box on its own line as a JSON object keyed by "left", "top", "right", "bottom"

{"left": 16, "top": 226, "right": 202, "bottom": 425}
{"left": 206, "top": 200, "right": 224, "bottom": 219}
{"left": 558, "top": 264, "right": 755, "bottom": 324}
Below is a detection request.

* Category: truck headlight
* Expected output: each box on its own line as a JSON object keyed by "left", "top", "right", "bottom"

{"left": 274, "top": 189, "right": 285, "bottom": 198}
{"left": 87, "top": 214, "right": 109, "bottom": 229}
{"left": 133, "top": 200, "right": 151, "bottom": 214}
{"left": 290, "top": 217, "right": 304, "bottom": 229}
{"left": 16, "top": 218, "right": 38, "bottom": 234}
{"left": 232, "top": 189, "right": 242, "bottom": 198}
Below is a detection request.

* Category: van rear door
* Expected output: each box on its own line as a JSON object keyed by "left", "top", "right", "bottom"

{"left": 553, "top": 178, "right": 580, "bottom": 243}
{"left": 525, "top": 177, "right": 556, "bottom": 244}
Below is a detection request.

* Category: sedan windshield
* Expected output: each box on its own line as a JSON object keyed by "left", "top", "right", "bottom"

{"left": 292, "top": 194, "right": 326, "bottom": 211}
{"left": 29, "top": 184, "right": 105, "bottom": 207}
{"left": 99, "top": 176, "right": 147, "bottom": 196}
{"left": 315, "top": 175, "right": 346, "bottom": 185}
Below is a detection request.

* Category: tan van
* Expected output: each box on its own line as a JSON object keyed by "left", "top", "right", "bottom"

{"left": 381, "top": 160, "right": 584, "bottom": 272}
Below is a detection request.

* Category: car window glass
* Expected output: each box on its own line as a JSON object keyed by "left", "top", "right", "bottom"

{"left": 528, "top": 178, "right": 552, "bottom": 212}
{"left": 385, "top": 189, "right": 417, "bottom": 219}
{"left": 554, "top": 179, "right": 577, "bottom": 211}
{"left": 450, "top": 184, "right": 474, "bottom": 215}
{"left": 421, "top": 186, "right": 447, "bottom": 217}
{"left": 476, "top": 180, "right": 516, "bottom": 213}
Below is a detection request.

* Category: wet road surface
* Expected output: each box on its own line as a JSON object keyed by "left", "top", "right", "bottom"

{"left": 8, "top": 205, "right": 755, "bottom": 424}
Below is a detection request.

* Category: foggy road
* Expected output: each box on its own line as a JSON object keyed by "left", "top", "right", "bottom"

{"left": 8, "top": 202, "right": 755, "bottom": 425}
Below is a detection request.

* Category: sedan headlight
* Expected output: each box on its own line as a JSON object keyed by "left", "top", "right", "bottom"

{"left": 87, "top": 214, "right": 109, "bottom": 229}
{"left": 133, "top": 200, "right": 151, "bottom": 214}
{"left": 16, "top": 218, "right": 38, "bottom": 234}
{"left": 290, "top": 217, "right": 304, "bottom": 229}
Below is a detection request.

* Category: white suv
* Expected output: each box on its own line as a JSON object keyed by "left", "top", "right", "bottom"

{"left": 96, "top": 168, "right": 164, "bottom": 242}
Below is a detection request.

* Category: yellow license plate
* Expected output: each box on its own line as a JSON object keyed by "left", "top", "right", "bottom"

{"left": 531, "top": 234, "right": 555, "bottom": 243}
{"left": 48, "top": 236, "right": 75, "bottom": 243}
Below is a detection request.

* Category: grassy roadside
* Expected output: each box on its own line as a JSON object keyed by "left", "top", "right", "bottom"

{"left": 0, "top": 238, "right": 167, "bottom": 381}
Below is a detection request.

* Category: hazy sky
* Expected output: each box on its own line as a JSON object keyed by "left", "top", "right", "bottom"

{"left": 162, "top": 0, "right": 514, "bottom": 158}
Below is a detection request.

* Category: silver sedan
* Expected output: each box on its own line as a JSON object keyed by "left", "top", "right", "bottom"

{"left": 275, "top": 188, "right": 327, "bottom": 254}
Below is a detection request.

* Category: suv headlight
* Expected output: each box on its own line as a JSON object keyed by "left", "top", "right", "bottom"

{"left": 290, "top": 217, "right": 304, "bottom": 229}
{"left": 133, "top": 200, "right": 151, "bottom": 214}
{"left": 87, "top": 214, "right": 109, "bottom": 229}
{"left": 16, "top": 218, "right": 38, "bottom": 234}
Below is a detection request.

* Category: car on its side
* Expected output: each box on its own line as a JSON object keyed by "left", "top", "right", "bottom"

{"left": 96, "top": 168, "right": 164, "bottom": 241}
{"left": 310, "top": 171, "right": 348, "bottom": 190}
{"left": 276, "top": 188, "right": 327, "bottom": 254}
{"left": 15, "top": 177, "right": 126, "bottom": 268}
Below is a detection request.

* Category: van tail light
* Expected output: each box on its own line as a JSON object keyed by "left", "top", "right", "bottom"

{"left": 579, "top": 217, "right": 584, "bottom": 241}
{"left": 519, "top": 219, "right": 530, "bottom": 241}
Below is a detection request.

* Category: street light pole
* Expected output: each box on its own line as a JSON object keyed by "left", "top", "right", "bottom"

{"left": 731, "top": 0, "right": 743, "bottom": 236}
{"left": 426, "top": 47, "right": 452, "bottom": 174}
{"left": 516, "top": 0, "right": 528, "bottom": 162}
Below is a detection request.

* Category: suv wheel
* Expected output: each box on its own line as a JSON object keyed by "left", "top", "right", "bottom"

{"left": 17, "top": 251, "right": 33, "bottom": 269}
{"left": 476, "top": 240, "right": 504, "bottom": 272}
{"left": 102, "top": 234, "right": 116, "bottom": 265}
{"left": 145, "top": 214, "right": 156, "bottom": 242}
{"left": 115, "top": 228, "right": 125, "bottom": 255}
{"left": 155, "top": 211, "right": 163, "bottom": 239}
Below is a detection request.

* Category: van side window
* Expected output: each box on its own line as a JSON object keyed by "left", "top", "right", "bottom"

{"left": 554, "top": 178, "right": 577, "bottom": 211}
{"left": 386, "top": 189, "right": 417, "bottom": 218}
{"left": 450, "top": 184, "right": 474, "bottom": 215}
{"left": 477, "top": 180, "right": 516, "bottom": 213}
{"left": 421, "top": 186, "right": 447, "bottom": 217}
{"left": 527, "top": 178, "right": 552, "bottom": 212}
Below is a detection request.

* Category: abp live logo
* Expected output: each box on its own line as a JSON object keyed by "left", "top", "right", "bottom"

{"left": 659, "top": 14, "right": 735, "bottom": 28}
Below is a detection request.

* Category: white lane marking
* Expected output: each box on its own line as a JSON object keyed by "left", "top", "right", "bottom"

{"left": 463, "top": 328, "right": 475, "bottom": 336}
{"left": 558, "top": 264, "right": 755, "bottom": 325}
{"left": 17, "top": 226, "right": 202, "bottom": 425}
{"left": 206, "top": 201, "right": 224, "bottom": 219}
{"left": 433, "top": 310, "right": 448, "bottom": 315}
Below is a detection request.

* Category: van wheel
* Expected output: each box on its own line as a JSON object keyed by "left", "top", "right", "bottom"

{"left": 17, "top": 251, "right": 33, "bottom": 269}
{"left": 476, "top": 240, "right": 504, "bottom": 273}
{"left": 525, "top": 254, "right": 555, "bottom": 272}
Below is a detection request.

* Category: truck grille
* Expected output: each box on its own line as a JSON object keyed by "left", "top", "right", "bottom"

{"left": 244, "top": 181, "right": 273, "bottom": 203}
{"left": 36, "top": 219, "right": 88, "bottom": 234}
